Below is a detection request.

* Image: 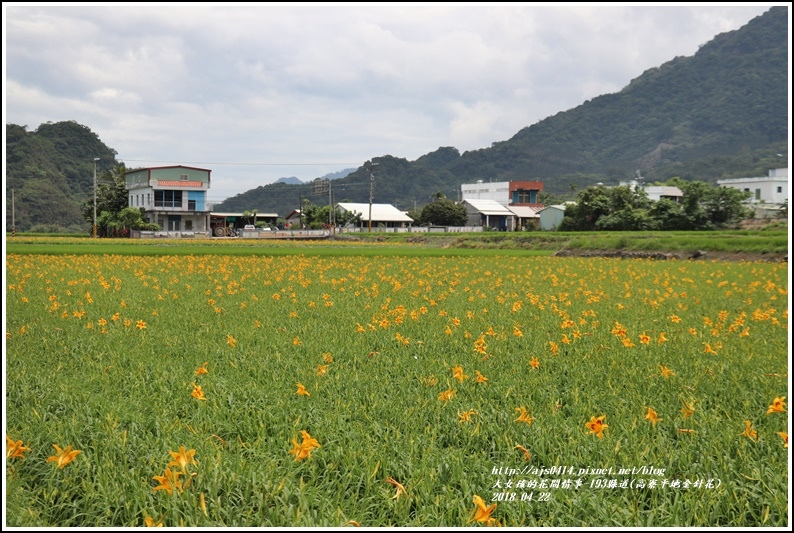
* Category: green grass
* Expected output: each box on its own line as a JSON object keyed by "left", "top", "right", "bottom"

{"left": 5, "top": 250, "right": 789, "bottom": 527}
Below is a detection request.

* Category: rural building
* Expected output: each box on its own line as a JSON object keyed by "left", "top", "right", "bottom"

{"left": 284, "top": 209, "right": 303, "bottom": 229}
{"left": 717, "top": 167, "right": 788, "bottom": 217}
{"left": 124, "top": 165, "right": 212, "bottom": 235}
{"left": 507, "top": 205, "right": 543, "bottom": 230}
{"left": 462, "top": 199, "right": 516, "bottom": 231}
{"left": 336, "top": 203, "right": 414, "bottom": 228}
{"left": 619, "top": 180, "right": 684, "bottom": 202}
{"left": 460, "top": 180, "right": 545, "bottom": 230}
{"left": 460, "top": 180, "right": 544, "bottom": 207}
{"left": 538, "top": 204, "right": 573, "bottom": 231}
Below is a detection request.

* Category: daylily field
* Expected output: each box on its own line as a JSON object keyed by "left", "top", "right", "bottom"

{"left": 4, "top": 244, "right": 790, "bottom": 527}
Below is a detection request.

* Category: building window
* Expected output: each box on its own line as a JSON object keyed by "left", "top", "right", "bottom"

{"left": 188, "top": 200, "right": 196, "bottom": 210}
{"left": 755, "top": 189, "right": 761, "bottom": 201}
{"left": 514, "top": 190, "right": 538, "bottom": 204}
{"left": 185, "top": 220, "right": 193, "bottom": 230}
{"left": 180, "top": 174, "right": 189, "bottom": 181}
{"left": 743, "top": 188, "right": 750, "bottom": 192}
{"left": 155, "top": 190, "right": 183, "bottom": 208}
{"left": 777, "top": 186, "right": 782, "bottom": 193}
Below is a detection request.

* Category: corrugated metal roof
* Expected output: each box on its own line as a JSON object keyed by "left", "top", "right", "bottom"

{"left": 537, "top": 203, "right": 573, "bottom": 213}
{"left": 463, "top": 199, "right": 514, "bottom": 215}
{"left": 507, "top": 205, "right": 542, "bottom": 218}
{"left": 337, "top": 203, "right": 414, "bottom": 222}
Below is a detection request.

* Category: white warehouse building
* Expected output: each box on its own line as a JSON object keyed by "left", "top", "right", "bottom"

{"left": 717, "top": 167, "right": 788, "bottom": 217}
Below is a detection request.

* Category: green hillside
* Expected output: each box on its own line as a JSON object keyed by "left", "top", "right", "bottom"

{"left": 5, "top": 121, "right": 120, "bottom": 233}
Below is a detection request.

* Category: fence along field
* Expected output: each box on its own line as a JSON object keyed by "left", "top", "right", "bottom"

{"left": 4, "top": 251, "right": 789, "bottom": 526}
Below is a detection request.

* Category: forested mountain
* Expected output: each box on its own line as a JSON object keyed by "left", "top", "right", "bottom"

{"left": 5, "top": 121, "right": 120, "bottom": 232}
{"left": 5, "top": 7, "right": 788, "bottom": 230}
{"left": 216, "top": 6, "right": 788, "bottom": 215}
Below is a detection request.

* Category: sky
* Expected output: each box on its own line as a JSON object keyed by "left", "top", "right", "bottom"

{"left": 3, "top": 3, "right": 782, "bottom": 204}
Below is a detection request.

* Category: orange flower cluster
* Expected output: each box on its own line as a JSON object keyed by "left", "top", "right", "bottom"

{"left": 289, "top": 430, "right": 321, "bottom": 461}
{"left": 6, "top": 435, "right": 30, "bottom": 459}
{"left": 152, "top": 446, "right": 198, "bottom": 495}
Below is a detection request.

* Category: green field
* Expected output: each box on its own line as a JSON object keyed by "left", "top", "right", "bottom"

{"left": 4, "top": 238, "right": 790, "bottom": 526}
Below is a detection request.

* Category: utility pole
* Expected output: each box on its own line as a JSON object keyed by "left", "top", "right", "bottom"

{"left": 92, "top": 157, "right": 100, "bottom": 237}
{"left": 328, "top": 179, "right": 333, "bottom": 234}
{"left": 368, "top": 161, "right": 378, "bottom": 232}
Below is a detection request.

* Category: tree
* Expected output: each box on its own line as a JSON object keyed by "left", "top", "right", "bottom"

{"left": 82, "top": 163, "right": 132, "bottom": 233}
{"left": 242, "top": 209, "right": 258, "bottom": 226}
{"left": 420, "top": 196, "right": 467, "bottom": 226}
{"left": 559, "top": 185, "right": 611, "bottom": 231}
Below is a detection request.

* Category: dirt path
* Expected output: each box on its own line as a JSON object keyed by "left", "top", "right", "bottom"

{"left": 552, "top": 249, "right": 788, "bottom": 262}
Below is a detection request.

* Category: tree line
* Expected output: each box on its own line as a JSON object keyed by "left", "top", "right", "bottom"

{"left": 559, "top": 179, "right": 753, "bottom": 231}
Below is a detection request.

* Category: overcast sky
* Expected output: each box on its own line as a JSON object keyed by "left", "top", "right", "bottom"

{"left": 3, "top": 3, "right": 780, "bottom": 204}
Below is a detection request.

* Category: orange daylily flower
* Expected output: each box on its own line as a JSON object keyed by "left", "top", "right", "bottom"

{"left": 639, "top": 333, "right": 651, "bottom": 345}
{"left": 657, "top": 332, "right": 668, "bottom": 344}
{"left": 529, "top": 357, "right": 540, "bottom": 370}
{"left": 194, "top": 362, "right": 209, "bottom": 375}
{"left": 659, "top": 365, "right": 675, "bottom": 378}
{"left": 46, "top": 444, "right": 81, "bottom": 469}
{"left": 778, "top": 432, "right": 788, "bottom": 448}
{"left": 585, "top": 415, "right": 608, "bottom": 438}
{"left": 514, "top": 444, "right": 531, "bottom": 461}
{"left": 459, "top": 409, "right": 477, "bottom": 423}
{"left": 438, "top": 389, "right": 456, "bottom": 402}
{"left": 475, "top": 370, "right": 488, "bottom": 383}
{"left": 385, "top": 477, "right": 408, "bottom": 500}
{"left": 296, "top": 382, "right": 311, "bottom": 397}
{"left": 289, "top": 430, "right": 321, "bottom": 461}
{"left": 469, "top": 494, "right": 498, "bottom": 526}
{"left": 740, "top": 420, "right": 758, "bottom": 441}
{"left": 322, "top": 352, "right": 334, "bottom": 363}
{"left": 644, "top": 407, "right": 662, "bottom": 427}
{"left": 191, "top": 382, "right": 207, "bottom": 401}
{"left": 144, "top": 515, "right": 163, "bottom": 527}
{"left": 766, "top": 396, "right": 786, "bottom": 415}
{"left": 317, "top": 364, "right": 328, "bottom": 376}
{"left": 152, "top": 467, "right": 183, "bottom": 495}
{"left": 136, "top": 320, "right": 147, "bottom": 330}
{"left": 6, "top": 435, "right": 30, "bottom": 459}
{"left": 621, "top": 337, "right": 635, "bottom": 348}
{"left": 703, "top": 343, "right": 718, "bottom": 355}
{"left": 451, "top": 365, "right": 468, "bottom": 383}
{"left": 227, "top": 334, "right": 237, "bottom": 347}
{"left": 515, "top": 407, "right": 536, "bottom": 426}
{"left": 167, "top": 446, "right": 198, "bottom": 473}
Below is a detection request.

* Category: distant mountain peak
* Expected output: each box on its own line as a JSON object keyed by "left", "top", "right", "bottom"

{"left": 274, "top": 176, "right": 303, "bottom": 185}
